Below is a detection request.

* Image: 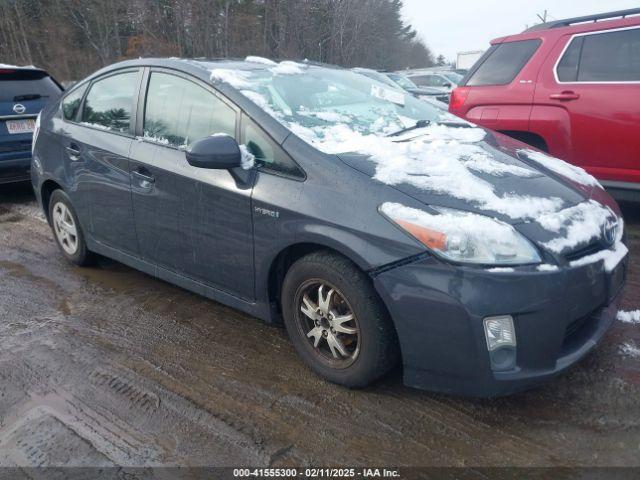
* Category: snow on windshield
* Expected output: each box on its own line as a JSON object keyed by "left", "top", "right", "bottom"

{"left": 208, "top": 60, "right": 606, "bottom": 223}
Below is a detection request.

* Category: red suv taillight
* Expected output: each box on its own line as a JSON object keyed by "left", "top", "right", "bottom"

{"left": 449, "top": 87, "right": 470, "bottom": 112}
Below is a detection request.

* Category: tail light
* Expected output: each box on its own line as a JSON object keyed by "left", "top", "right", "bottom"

{"left": 449, "top": 87, "right": 470, "bottom": 112}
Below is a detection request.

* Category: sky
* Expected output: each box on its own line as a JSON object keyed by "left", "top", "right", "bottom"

{"left": 402, "top": 0, "right": 640, "bottom": 61}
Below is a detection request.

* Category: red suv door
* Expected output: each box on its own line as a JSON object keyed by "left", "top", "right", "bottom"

{"left": 533, "top": 26, "right": 640, "bottom": 186}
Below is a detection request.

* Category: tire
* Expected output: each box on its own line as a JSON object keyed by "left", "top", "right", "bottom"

{"left": 281, "top": 250, "right": 399, "bottom": 388}
{"left": 48, "top": 189, "right": 94, "bottom": 266}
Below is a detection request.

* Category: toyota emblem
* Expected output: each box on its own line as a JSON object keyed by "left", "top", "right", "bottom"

{"left": 13, "top": 103, "right": 26, "bottom": 114}
{"left": 602, "top": 218, "right": 618, "bottom": 247}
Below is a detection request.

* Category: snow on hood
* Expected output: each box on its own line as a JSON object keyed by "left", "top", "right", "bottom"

{"left": 517, "top": 148, "right": 602, "bottom": 190}
{"left": 292, "top": 123, "right": 568, "bottom": 220}
{"left": 209, "top": 63, "right": 621, "bottom": 253}
{"left": 536, "top": 199, "right": 618, "bottom": 253}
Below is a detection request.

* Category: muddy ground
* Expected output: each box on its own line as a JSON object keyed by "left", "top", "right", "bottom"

{"left": 1, "top": 183, "right": 640, "bottom": 468}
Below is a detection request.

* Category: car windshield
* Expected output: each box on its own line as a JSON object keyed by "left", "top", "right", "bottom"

{"left": 211, "top": 63, "right": 443, "bottom": 145}
{"left": 442, "top": 72, "right": 463, "bottom": 84}
{"left": 387, "top": 73, "right": 417, "bottom": 89}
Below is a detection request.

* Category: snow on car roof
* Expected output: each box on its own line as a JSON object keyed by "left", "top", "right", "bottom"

{"left": 0, "top": 63, "right": 39, "bottom": 70}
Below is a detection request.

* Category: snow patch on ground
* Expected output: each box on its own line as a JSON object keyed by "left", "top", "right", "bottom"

{"left": 518, "top": 149, "right": 602, "bottom": 189}
{"left": 537, "top": 200, "right": 616, "bottom": 253}
{"left": 620, "top": 342, "right": 640, "bottom": 358}
{"left": 617, "top": 310, "right": 640, "bottom": 324}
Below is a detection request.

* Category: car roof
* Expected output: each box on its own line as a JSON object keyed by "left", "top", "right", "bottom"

{"left": 492, "top": 8, "right": 640, "bottom": 44}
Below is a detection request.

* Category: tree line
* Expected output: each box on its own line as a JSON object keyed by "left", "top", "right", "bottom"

{"left": 0, "top": 0, "right": 436, "bottom": 81}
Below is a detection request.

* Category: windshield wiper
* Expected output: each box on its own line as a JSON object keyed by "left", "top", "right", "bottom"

{"left": 386, "top": 119, "right": 431, "bottom": 137}
{"left": 13, "top": 94, "right": 45, "bottom": 101}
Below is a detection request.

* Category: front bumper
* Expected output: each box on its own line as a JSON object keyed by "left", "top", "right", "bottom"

{"left": 373, "top": 252, "right": 627, "bottom": 397}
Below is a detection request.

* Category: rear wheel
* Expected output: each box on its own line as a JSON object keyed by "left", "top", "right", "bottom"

{"left": 282, "top": 251, "right": 399, "bottom": 387}
{"left": 49, "top": 190, "right": 94, "bottom": 266}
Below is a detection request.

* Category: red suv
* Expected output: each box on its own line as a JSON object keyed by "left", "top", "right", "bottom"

{"left": 449, "top": 9, "right": 640, "bottom": 199}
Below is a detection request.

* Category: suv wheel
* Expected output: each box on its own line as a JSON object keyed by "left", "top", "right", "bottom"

{"left": 49, "top": 190, "right": 94, "bottom": 266}
{"left": 282, "top": 251, "right": 399, "bottom": 387}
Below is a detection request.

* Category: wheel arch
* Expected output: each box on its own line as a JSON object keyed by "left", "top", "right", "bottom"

{"left": 498, "top": 130, "right": 549, "bottom": 152}
{"left": 40, "top": 179, "right": 64, "bottom": 223}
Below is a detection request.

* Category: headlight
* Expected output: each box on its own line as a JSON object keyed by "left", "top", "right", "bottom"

{"left": 380, "top": 202, "right": 541, "bottom": 265}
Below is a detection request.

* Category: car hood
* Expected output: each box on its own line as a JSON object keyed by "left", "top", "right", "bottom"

{"left": 337, "top": 125, "right": 618, "bottom": 255}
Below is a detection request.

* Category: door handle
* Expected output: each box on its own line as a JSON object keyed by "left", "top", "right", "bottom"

{"left": 549, "top": 91, "right": 580, "bottom": 101}
{"left": 132, "top": 168, "right": 155, "bottom": 189}
{"left": 65, "top": 143, "right": 81, "bottom": 161}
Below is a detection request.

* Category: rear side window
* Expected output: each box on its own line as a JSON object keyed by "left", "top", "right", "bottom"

{"left": 0, "top": 69, "right": 61, "bottom": 102}
{"left": 465, "top": 39, "right": 541, "bottom": 86}
{"left": 144, "top": 72, "right": 236, "bottom": 148}
{"left": 62, "top": 84, "right": 88, "bottom": 121}
{"left": 578, "top": 28, "right": 640, "bottom": 81}
{"left": 82, "top": 71, "right": 138, "bottom": 133}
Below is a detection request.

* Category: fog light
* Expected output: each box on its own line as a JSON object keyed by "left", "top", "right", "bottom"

{"left": 484, "top": 315, "right": 516, "bottom": 351}
{"left": 484, "top": 315, "right": 517, "bottom": 372}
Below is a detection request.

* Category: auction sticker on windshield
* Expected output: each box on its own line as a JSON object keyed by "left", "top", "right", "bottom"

{"left": 6, "top": 118, "right": 35, "bottom": 134}
{"left": 370, "top": 84, "right": 405, "bottom": 106}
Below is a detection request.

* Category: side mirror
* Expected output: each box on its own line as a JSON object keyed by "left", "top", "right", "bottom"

{"left": 185, "top": 134, "right": 241, "bottom": 169}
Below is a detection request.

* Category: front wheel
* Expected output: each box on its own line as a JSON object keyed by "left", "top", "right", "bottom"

{"left": 281, "top": 251, "right": 399, "bottom": 387}
{"left": 49, "top": 189, "right": 94, "bottom": 266}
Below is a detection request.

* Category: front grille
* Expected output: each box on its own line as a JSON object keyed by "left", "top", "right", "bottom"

{"left": 0, "top": 140, "right": 31, "bottom": 153}
{"left": 564, "top": 241, "right": 603, "bottom": 262}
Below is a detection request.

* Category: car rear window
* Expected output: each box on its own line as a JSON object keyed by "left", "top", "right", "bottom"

{"left": 464, "top": 39, "right": 541, "bottom": 86}
{"left": 0, "top": 69, "right": 62, "bottom": 102}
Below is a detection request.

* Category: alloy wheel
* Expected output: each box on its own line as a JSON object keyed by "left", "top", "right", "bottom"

{"left": 295, "top": 280, "right": 360, "bottom": 368}
{"left": 52, "top": 202, "right": 79, "bottom": 255}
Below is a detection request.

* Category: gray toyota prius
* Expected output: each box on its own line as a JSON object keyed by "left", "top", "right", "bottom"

{"left": 31, "top": 57, "right": 628, "bottom": 397}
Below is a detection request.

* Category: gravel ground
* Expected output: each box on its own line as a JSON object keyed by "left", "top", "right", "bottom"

{"left": 1, "top": 183, "right": 640, "bottom": 468}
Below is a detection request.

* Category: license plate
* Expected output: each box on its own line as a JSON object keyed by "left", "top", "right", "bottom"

{"left": 5, "top": 119, "right": 35, "bottom": 134}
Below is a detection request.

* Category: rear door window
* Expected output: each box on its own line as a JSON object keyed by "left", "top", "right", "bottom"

{"left": 0, "top": 69, "right": 61, "bottom": 102}
{"left": 577, "top": 28, "right": 640, "bottom": 82}
{"left": 556, "top": 37, "right": 584, "bottom": 82}
{"left": 143, "top": 72, "right": 236, "bottom": 148}
{"left": 464, "top": 39, "right": 541, "bottom": 86}
{"left": 82, "top": 71, "right": 139, "bottom": 134}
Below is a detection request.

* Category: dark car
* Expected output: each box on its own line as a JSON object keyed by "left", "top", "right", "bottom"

{"left": 0, "top": 65, "right": 62, "bottom": 184}
{"left": 32, "top": 57, "right": 627, "bottom": 397}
